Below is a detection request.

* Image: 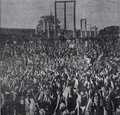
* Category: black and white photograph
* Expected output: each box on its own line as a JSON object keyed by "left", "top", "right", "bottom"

{"left": 0, "top": 0, "right": 120, "bottom": 115}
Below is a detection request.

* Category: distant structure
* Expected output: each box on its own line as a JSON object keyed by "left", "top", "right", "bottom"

{"left": 80, "top": 19, "right": 87, "bottom": 37}
{"left": 54, "top": 1, "right": 76, "bottom": 37}
{"left": 80, "top": 19, "right": 98, "bottom": 37}
{"left": 36, "top": 12, "right": 60, "bottom": 37}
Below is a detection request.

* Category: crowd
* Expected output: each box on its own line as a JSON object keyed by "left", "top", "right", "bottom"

{"left": 0, "top": 32, "right": 120, "bottom": 115}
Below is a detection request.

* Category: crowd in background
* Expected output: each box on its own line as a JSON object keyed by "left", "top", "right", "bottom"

{"left": 0, "top": 32, "right": 120, "bottom": 115}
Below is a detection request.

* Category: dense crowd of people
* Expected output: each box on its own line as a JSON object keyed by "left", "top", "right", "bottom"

{"left": 0, "top": 32, "right": 120, "bottom": 115}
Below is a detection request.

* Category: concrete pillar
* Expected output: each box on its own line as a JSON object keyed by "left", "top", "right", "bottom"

{"left": 54, "top": 2, "right": 57, "bottom": 36}
{"left": 80, "top": 19, "right": 83, "bottom": 37}
{"left": 90, "top": 27, "right": 92, "bottom": 37}
{"left": 73, "top": 1, "right": 76, "bottom": 38}
{"left": 85, "top": 19, "right": 87, "bottom": 37}
{"left": 96, "top": 27, "right": 98, "bottom": 36}
{"left": 43, "top": 19, "right": 45, "bottom": 32}
{"left": 94, "top": 26, "right": 96, "bottom": 37}
{"left": 64, "top": 2, "right": 66, "bottom": 31}
{"left": 47, "top": 21, "right": 50, "bottom": 38}
{"left": 35, "top": 26, "right": 38, "bottom": 34}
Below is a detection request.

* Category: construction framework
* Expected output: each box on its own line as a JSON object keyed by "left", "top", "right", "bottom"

{"left": 90, "top": 26, "right": 97, "bottom": 37}
{"left": 80, "top": 19, "right": 87, "bottom": 37}
{"left": 80, "top": 19, "right": 98, "bottom": 37}
{"left": 54, "top": 1, "right": 76, "bottom": 37}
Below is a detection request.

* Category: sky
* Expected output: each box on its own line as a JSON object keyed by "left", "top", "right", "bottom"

{"left": 1, "top": 0, "right": 120, "bottom": 30}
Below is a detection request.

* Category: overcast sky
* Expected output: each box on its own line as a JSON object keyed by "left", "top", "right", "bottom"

{"left": 1, "top": 0, "right": 120, "bottom": 30}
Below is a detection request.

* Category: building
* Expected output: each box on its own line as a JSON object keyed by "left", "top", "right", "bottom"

{"left": 36, "top": 13, "right": 60, "bottom": 37}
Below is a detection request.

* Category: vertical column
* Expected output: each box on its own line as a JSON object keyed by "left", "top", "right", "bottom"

{"left": 35, "top": 26, "right": 38, "bottom": 34}
{"left": 43, "top": 19, "right": 45, "bottom": 32}
{"left": 73, "top": 1, "right": 76, "bottom": 38}
{"left": 64, "top": 2, "right": 66, "bottom": 31}
{"left": 94, "top": 26, "right": 96, "bottom": 37}
{"left": 90, "top": 27, "right": 92, "bottom": 37}
{"left": 54, "top": 2, "right": 57, "bottom": 37}
{"left": 47, "top": 21, "right": 50, "bottom": 38}
{"left": 96, "top": 27, "right": 98, "bottom": 36}
{"left": 85, "top": 19, "right": 87, "bottom": 37}
{"left": 80, "top": 19, "right": 83, "bottom": 37}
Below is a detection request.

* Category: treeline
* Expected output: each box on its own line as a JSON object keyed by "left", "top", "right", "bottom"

{"left": 99, "top": 26, "right": 120, "bottom": 35}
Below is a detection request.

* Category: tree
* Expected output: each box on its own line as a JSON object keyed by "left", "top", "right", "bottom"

{"left": 99, "top": 26, "right": 119, "bottom": 36}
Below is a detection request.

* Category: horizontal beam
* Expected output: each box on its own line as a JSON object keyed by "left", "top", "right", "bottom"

{"left": 80, "top": 18, "right": 87, "bottom": 21}
{"left": 57, "top": 14, "right": 73, "bottom": 16}
{"left": 55, "top": 1, "right": 75, "bottom": 3}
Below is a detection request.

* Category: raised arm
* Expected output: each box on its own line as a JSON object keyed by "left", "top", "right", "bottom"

{"left": 53, "top": 94, "right": 61, "bottom": 115}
